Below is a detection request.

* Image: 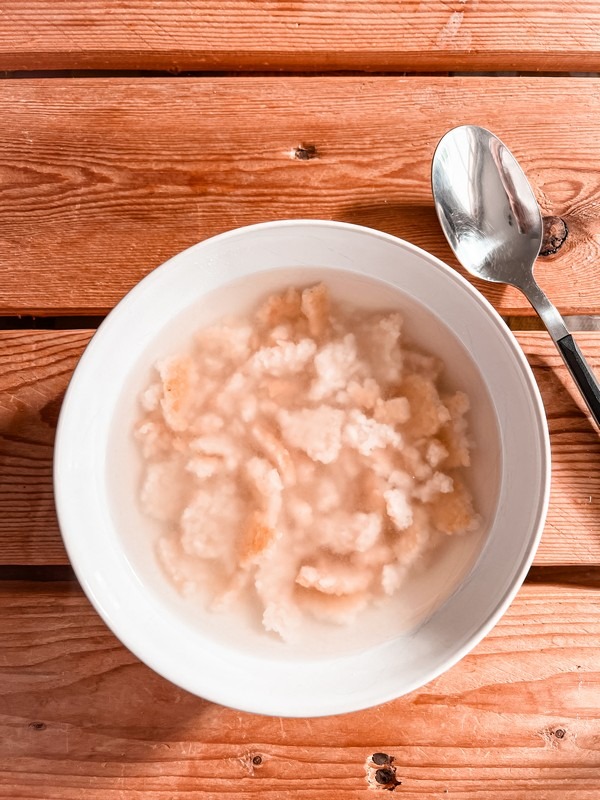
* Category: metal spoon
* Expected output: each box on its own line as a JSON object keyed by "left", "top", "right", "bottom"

{"left": 432, "top": 124, "right": 600, "bottom": 429}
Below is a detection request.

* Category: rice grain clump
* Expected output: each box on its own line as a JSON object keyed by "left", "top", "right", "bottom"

{"left": 136, "top": 284, "right": 479, "bottom": 640}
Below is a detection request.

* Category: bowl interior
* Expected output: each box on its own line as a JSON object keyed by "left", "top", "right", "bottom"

{"left": 108, "top": 265, "right": 500, "bottom": 661}
{"left": 55, "top": 221, "right": 549, "bottom": 716}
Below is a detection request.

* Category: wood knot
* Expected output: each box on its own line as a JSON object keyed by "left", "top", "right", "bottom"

{"left": 540, "top": 216, "right": 568, "bottom": 256}
{"left": 554, "top": 728, "right": 566, "bottom": 739}
{"left": 29, "top": 722, "right": 46, "bottom": 731}
{"left": 252, "top": 755, "right": 263, "bottom": 766}
{"left": 293, "top": 144, "right": 318, "bottom": 161}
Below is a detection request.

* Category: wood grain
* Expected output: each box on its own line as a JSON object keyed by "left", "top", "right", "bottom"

{"left": 2, "top": 329, "right": 600, "bottom": 567}
{"left": 520, "top": 331, "right": 600, "bottom": 565}
{"left": 0, "top": 331, "right": 91, "bottom": 564}
{"left": 0, "top": 579, "right": 599, "bottom": 798}
{"left": 1, "top": 77, "right": 600, "bottom": 315}
{"left": 1, "top": 1, "right": 600, "bottom": 73}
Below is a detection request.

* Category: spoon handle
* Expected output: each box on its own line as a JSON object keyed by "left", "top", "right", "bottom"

{"left": 556, "top": 334, "right": 600, "bottom": 427}
{"left": 524, "top": 279, "right": 600, "bottom": 429}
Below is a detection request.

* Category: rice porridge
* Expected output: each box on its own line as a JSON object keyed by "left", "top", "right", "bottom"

{"left": 135, "top": 284, "right": 479, "bottom": 641}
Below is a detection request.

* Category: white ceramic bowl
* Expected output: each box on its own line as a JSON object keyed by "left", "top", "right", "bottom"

{"left": 54, "top": 220, "right": 550, "bottom": 717}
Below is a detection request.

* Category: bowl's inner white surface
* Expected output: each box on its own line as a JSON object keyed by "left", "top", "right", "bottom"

{"left": 107, "top": 267, "right": 501, "bottom": 661}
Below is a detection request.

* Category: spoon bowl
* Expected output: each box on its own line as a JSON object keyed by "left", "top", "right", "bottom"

{"left": 432, "top": 125, "right": 543, "bottom": 288}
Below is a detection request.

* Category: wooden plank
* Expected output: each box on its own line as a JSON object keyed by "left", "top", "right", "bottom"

{"left": 0, "top": 579, "right": 599, "bottom": 798}
{"left": 1, "top": 1, "right": 600, "bottom": 73}
{"left": 0, "top": 331, "right": 90, "bottom": 565}
{"left": 2, "top": 329, "right": 600, "bottom": 567}
{"left": 517, "top": 331, "right": 600, "bottom": 565}
{"left": 0, "top": 77, "right": 599, "bottom": 316}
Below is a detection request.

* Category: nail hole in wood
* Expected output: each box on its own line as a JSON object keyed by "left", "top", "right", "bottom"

{"left": 372, "top": 752, "right": 393, "bottom": 765}
{"left": 375, "top": 768, "right": 395, "bottom": 784}
{"left": 252, "top": 755, "right": 263, "bottom": 766}
{"left": 375, "top": 766, "right": 401, "bottom": 790}
{"left": 540, "top": 216, "right": 568, "bottom": 256}
{"left": 293, "top": 144, "right": 318, "bottom": 160}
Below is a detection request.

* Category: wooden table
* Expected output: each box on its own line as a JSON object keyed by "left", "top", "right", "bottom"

{"left": 2, "top": 3, "right": 600, "bottom": 798}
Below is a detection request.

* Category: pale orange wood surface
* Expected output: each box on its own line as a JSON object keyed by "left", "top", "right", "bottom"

{"left": 1, "top": 1, "right": 600, "bottom": 73}
{"left": 1, "top": 77, "right": 599, "bottom": 316}
{"left": 1, "top": 9, "right": 600, "bottom": 791}
{"left": 1, "top": 578, "right": 599, "bottom": 798}
{"left": 2, "top": 329, "right": 600, "bottom": 567}
{"left": 0, "top": 331, "right": 89, "bottom": 565}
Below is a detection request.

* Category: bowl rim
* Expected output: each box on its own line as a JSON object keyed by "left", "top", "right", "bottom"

{"left": 54, "top": 219, "right": 551, "bottom": 716}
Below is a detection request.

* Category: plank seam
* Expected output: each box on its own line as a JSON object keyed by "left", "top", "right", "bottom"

{"left": 1, "top": 70, "right": 599, "bottom": 80}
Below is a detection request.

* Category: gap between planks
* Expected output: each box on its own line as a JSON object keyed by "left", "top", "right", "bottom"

{"left": 507, "top": 316, "right": 600, "bottom": 332}
{"left": 1, "top": 70, "right": 599, "bottom": 79}
{"left": 2, "top": 315, "right": 599, "bottom": 333}
{"left": 0, "top": 564, "right": 598, "bottom": 587}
